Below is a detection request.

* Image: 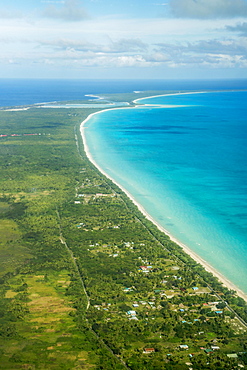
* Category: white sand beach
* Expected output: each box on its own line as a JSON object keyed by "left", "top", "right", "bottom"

{"left": 2, "top": 107, "right": 30, "bottom": 111}
{"left": 80, "top": 109, "right": 247, "bottom": 303}
{"left": 133, "top": 91, "right": 208, "bottom": 104}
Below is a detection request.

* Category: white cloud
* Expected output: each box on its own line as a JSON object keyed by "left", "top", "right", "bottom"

{"left": 39, "top": 37, "right": 147, "bottom": 54}
{"left": 43, "top": 0, "right": 89, "bottom": 21}
{"left": 114, "top": 55, "right": 147, "bottom": 67}
{"left": 170, "top": 0, "right": 247, "bottom": 19}
{"left": 226, "top": 22, "right": 247, "bottom": 35}
{"left": 145, "top": 52, "right": 170, "bottom": 62}
{"left": 0, "top": 9, "right": 24, "bottom": 19}
{"left": 41, "top": 1, "right": 65, "bottom": 3}
{"left": 1, "top": 44, "right": 246, "bottom": 71}
{"left": 109, "top": 39, "right": 148, "bottom": 53}
{"left": 155, "top": 38, "right": 247, "bottom": 67}
{"left": 0, "top": 2, "right": 246, "bottom": 77}
{"left": 185, "top": 39, "right": 247, "bottom": 56}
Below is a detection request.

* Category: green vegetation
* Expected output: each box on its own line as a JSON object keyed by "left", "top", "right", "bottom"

{"left": 0, "top": 95, "right": 246, "bottom": 369}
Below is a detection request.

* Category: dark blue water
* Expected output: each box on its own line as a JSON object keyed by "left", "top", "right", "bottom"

{"left": 85, "top": 89, "right": 247, "bottom": 294}
{"left": 0, "top": 78, "right": 246, "bottom": 107}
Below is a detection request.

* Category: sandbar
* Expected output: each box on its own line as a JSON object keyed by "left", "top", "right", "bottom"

{"left": 2, "top": 107, "right": 30, "bottom": 112}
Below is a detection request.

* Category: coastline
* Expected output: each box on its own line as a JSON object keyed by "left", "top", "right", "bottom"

{"left": 133, "top": 91, "right": 208, "bottom": 104}
{"left": 132, "top": 89, "right": 247, "bottom": 105}
{"left": 80, "top": 102, "right": 247, "bottom": 303}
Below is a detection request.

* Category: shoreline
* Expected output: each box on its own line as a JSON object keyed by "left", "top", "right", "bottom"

{"left": 133, "top": 89, "right": 247, "bottom": 105}
{"left": 80, "top": 95, "right": 247, "bottom": 303}
{"left": 133, "top": 91, "right": 208, "bottom": 104}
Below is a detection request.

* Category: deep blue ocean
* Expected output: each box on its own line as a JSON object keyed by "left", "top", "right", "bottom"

{"left": 0, "top": 78, "right": 246, "bottom": 294}
{"left": 0, "top": 78, "right": 247, "bottom": 107}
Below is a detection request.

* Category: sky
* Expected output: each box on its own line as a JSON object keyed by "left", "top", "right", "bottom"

{"left": 1, "top": 0, "right": 247, "bottom": 79}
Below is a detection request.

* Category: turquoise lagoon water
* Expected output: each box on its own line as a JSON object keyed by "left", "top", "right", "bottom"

{"left": 85, "top": 90, "right": 247, "bottom": 293}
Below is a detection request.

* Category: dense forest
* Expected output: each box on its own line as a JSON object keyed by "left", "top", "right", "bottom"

{"left": 0, "top": 96, "right": 246, "bottom": 369}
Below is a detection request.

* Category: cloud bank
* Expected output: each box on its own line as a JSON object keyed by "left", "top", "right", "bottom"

{"left": 1, "top": 0, "right": 247, "bottom": 78}
{"left": 40, "top": 37, "right": 147, "bottom": 53}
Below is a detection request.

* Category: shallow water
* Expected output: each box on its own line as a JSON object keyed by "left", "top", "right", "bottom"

{"left": 85, "top": 90, "right": 247, "bottom": 293}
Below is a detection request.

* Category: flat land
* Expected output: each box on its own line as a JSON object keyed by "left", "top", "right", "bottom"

{"left": 0, "top": 95, "right": 246, "bottom": 369}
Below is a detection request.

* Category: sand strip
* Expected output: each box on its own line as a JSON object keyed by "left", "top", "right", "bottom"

{"left": 133, "top": 91, "right": 208, "bottom": 104}
{"left": 2, "top": 107, "right": 30, "bottom": 112}
{"left": 80, "top": 105, "right": 247, "bottom": 303}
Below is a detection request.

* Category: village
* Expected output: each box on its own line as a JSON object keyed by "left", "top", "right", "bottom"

{"left": 57, "top": 173, "right": 247, "bottom": 368}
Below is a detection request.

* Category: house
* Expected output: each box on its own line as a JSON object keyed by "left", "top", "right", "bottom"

{"left": 164, "top": 293, "right": 174, "bottom": 299}
{"left": 227, "top": 354, "right": 238, "bottom": 358}
{"left": 127, "top": 310, "right": 136, "bottom": 316}
{"left": 204, "top": 349, "right": 213, "bottom": 354}
{"left": 211, "top": 346, "right": 220, "bottom": 350}
{"left": 140, "top": 266, "right": 149, "bottom": 272}
{"left": 143, "top": 348, "right": 155, "bottom": 354}
{"left": 179, "top": 345, "right": 188, "bottom": 350}
{"left": 123, "top": 287, "right": 133, "bottom": 293}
